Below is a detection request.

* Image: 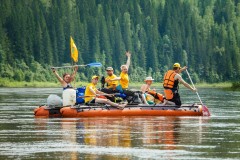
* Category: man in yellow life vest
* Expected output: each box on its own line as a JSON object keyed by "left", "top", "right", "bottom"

{"left": 163, "top": 63, "right": 196, "bottom": 106}
{"left": 105, "top": 51, "right": 131, "bottom": 90}
{"left": 105, "top": 67, "right": 119, "bottom": 89}
{"left": 84, "top": 75, "right": 127, "bottom": 109}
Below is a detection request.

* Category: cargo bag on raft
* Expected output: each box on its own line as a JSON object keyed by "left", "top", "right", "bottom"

{"left": 76, "top": 87, "right": 86, "bottom": 104}
{"left": 62, "top": 89, "right": 76, "bottom": 106}
{"left": 47, "top": 94, "right": 63, "bottom": 108}
{"left": 125, "top": 91, "right": 144, "bottom": 104}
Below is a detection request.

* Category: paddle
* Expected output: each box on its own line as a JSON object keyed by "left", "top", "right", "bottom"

{"left": 51, "top": 62, "right": 102, "bottom": 69}
{"left": 185, "top": 69, "right": 203, "bottom": 105}
{"left": 185, "top": 69, "right": 211, "bottom": 116}
{"left": 78, "top": 93, "right": 115, "bottom": 98}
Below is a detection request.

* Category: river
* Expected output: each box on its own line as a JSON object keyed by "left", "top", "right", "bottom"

{"left": 0, "top": 88, "right": 239, "bottom": 159}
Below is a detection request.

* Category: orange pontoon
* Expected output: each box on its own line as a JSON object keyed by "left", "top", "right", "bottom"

{"left": 34, "top": 104, "right": 210, "bottom": 118}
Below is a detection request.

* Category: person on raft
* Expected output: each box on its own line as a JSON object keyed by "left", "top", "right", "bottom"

{"left": 163, "top": 63, "right": 196, "bottom": 106}
{"left": 51, "top": 66, "right": 78, "bottom": 90}
{"left": 100, "top": 66, "right": 119, "bottom": 95}
{"left": 105, "top": 67, "right": 119, "bottom": 89}
{"left": 141, "top": 77, "right": 164, "bottom": 104}
{"left": 106, "top": 51, "right": 131, "bottom": 90}
{"left": 105, "top": 80, "right": 121, "bottom": 102}
{"left": 84, "top": 75, "right": 127, "bottom": 109}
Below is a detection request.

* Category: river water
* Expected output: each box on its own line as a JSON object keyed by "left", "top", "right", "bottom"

{"left": 0, "top": 87, "right": 239, "bottom": 160}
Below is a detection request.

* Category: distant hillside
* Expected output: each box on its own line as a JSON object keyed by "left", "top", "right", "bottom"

{"left": 0, "top": 0, "right": 239, "bottom": 83}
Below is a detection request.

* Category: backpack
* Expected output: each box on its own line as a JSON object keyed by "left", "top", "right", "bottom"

{"left": 76, "top": 87, "right": 86, "bottom": 104}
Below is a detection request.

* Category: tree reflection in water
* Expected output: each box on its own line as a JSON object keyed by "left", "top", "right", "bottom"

{"left": 33, "top": 116, "right": 208, "bottom": 159}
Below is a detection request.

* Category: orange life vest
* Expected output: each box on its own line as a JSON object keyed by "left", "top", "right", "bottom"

{"left": 163, "top": 70, "right": 177, "bottom": 89}
{"left": 147, "top": 90, "right": 164, "bottom": 102}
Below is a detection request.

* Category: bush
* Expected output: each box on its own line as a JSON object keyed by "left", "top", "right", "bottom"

{"left": 13, "top": 69, "right": 25, "bottom": 81}
{"left": 232, "top": 82, "right": 240, "bottom": 89}
{"left": 0, "top": 64, "right": 14, "bottom": 78}
{"left": 25, "top": 71, "right": 33, "bottom": 82}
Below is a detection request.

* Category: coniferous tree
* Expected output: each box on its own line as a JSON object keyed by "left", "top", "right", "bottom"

{"left": 0, "top": 0, "right": 240, "bottom": 83}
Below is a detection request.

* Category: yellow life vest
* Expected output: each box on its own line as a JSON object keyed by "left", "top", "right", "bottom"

{"left": 84, "top": 83, "right": 97, "bottom": 103}
{"left": 105, "top": 74, "right": 118, "bottom": 88}
{"left": 119, "top": 72, "right": 129, "bottom": 89}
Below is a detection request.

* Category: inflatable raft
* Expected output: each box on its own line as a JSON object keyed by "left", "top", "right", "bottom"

{"left": 34, "top": 104, "right": 211, "bottom": 118}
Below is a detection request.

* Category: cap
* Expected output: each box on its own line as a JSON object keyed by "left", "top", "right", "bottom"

{"left": 91, "top": 75, "right": 99, "bottom": 80}
{"left": 106, "top": 67, "right": 113, "bottom": 71}
{"left": 144, "top": 76, "right": 154, "bottom": 81}
{"left": 173, "top": 63, "right": 181, "bottom": 68}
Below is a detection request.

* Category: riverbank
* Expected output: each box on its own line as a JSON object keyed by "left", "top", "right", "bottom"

{"left": 0, "top": 78, "right": 88, "bottom": 88}
{"left": 0, "top": 78, "right": 233, "bottom": 89}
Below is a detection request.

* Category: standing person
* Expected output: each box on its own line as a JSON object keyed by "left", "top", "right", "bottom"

{"left": 107, "top": 51, "right": 131, "bottom": 90}
{"left": 85, "top": 76, "right": 127, "bottom": 109}
{"left": 51, "top": 66, "right": 78, "bottom": 90}
{"left": 163, "top": 63, "right": 196, "bottom": 106}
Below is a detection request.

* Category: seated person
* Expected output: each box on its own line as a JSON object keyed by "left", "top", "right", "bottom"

{"left": 103, "top": 80, "right": 121, "bottom": 102}
{"left": 141, "top": 77, "right": 164, "bottom": 104}
{"left": 106, "top": 51, "right": 131, "bottom": 91}
{"left": 101, "top": 67, "right": 120, "bottom": 93}
{"left": 111, "top": 80, "right": 119, "bottom": 91}
{"left": 105, "top": 67, "right": 119, "bottom": 88}
{"left": 84, "top": 75, "right": 127, "bottom": 109}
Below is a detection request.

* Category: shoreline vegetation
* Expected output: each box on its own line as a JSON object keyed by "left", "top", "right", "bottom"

{"left": 1, "top": 1, "right": 240, "bottom": 87}
{"left": 0, "top": 78, "right": 236, "bottom": 89}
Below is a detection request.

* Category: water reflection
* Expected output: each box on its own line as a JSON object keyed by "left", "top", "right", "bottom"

{"left": 1, "top": 88, "right": 240, "bottom": 159}
{"left": 31, "top": 116, "right": 209, "bottom": 159}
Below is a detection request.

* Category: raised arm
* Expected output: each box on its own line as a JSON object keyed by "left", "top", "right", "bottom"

{"left": 125, "top": 51, "right": 131, "bottom": 69}
{"left": 51, "top": 68, "right": 64, "bottom": 83}
{"left": 70, "top": 65, "right": 78, "bottom": 81}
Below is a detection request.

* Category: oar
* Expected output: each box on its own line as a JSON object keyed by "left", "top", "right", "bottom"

{"left": 185, "top": 69, "right": 203, "bottom": 105}
{"left": 185, "top": 69, "right": 211, "bottom": 116}
{"left": 51, "top": 62, "right": 102, "bottom": 69}
{"left": 78, "top": 93, "right": 115, "bottom": 98}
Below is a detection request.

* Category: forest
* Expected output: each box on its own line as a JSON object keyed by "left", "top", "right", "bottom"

{"left": 0, "top": 0, "right": 239, "bottom": 84}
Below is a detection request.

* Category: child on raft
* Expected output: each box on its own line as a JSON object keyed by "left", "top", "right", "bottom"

{"left": 141, "top": 77, "right": 164, "bottom": 105}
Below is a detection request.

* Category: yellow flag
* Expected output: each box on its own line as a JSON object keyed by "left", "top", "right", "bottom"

{"left": 70, "top": 36, "right": 78, "bottom": 62}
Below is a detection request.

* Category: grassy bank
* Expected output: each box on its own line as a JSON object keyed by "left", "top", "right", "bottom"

{"left": 0, "top": 78, "right": 233, "bottom": 89}
{"left": 231, "top": 82, "right": 240, "bottom": 91}
{"left": 0, "top": 78, "right": 88, "bottom": 88}
{"left": 194, "top": 82, "right": 232, "bottom": 88}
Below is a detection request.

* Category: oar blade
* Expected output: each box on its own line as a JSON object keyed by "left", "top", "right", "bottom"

{"left": 202, "top": 105, "right": 211, "bottom": 116}
{"left": 86, "top": 62, "right": 102, "bottom": 67}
